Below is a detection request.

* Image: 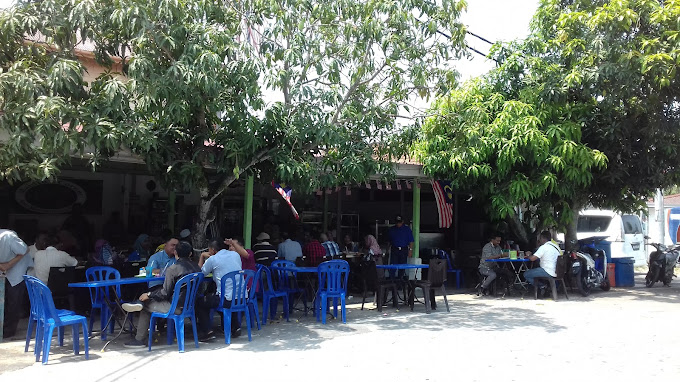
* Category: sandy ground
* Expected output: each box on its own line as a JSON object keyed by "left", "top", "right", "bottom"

{"left": 1, "top": 272, "right": 678, "bottom": 381}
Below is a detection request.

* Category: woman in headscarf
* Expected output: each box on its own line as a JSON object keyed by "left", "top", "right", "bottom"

{"left": 128, "top": 234, "right": 151, "bottom": 261}
{"left": 363, "top": 234, "right": 383, "bottom": 264}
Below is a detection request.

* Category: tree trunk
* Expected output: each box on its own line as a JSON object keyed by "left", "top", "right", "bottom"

{"left": 564, "top": 200, "right": 581, "bottom": 252}
{"left": 192, "top": 187, "right": 216, "bottom": 250}
{"left": 506, "top": 211, "right": 530, "bottom": 249}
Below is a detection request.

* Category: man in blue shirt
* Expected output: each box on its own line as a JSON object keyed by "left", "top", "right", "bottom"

{"left": 388, "top": 215, "right": 414, "bottom": 278}
{"left": 196, "top": 239, "right": 248, "bottom": 341}
{"left": 0, "top": 229, "right": 32, "bottom": 338}
{"left": 146, "top": 236, "right": 179, "bottom": 288}
{"left": 277, "top": 232, "right": 303, "bottom": 262}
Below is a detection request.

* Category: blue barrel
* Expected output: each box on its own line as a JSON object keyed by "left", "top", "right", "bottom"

{"left": 611, "top": 257, "right": 635, "bottom": 287}
{"left": 592, "top": 240, "right": 612, "bottom": 262}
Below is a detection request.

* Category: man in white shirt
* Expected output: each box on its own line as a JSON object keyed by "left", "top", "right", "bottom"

{"left": 0, "top": 229, "right": 31, "bottom": 338}
{"left": 196, "top": 239, "right": 247, "bottom": 341}
{"left": 524, "top": 231, "right": 561, "bottom": 286}
{"left": 277, "top": 232, "right": 303, "bottom": 262}
{"left": 33, "top": 236, "right": 78, "bottom": 284}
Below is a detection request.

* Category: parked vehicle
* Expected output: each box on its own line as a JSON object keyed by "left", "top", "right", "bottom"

{"left": 645, "top": 243, "right": 680, "bottom": 287}
{"left": 574, "top": 210, "right": 646, "bottom": 266}
{"left": 567, "top": 236, "right": 611, "bottom": 296}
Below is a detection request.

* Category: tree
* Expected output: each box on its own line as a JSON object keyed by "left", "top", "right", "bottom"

{"left": 0, "top": 0, "right": 468, "bottom": 246}
{"left": 416, "top": 0, "right": 680, "bottom": 249}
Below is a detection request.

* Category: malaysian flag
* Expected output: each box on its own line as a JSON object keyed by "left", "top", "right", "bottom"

{"left": 431, "top": 180, "right": 454, "bottom": 228}
{"left": 272, "top": 182, "right": 299, "bottom": 219}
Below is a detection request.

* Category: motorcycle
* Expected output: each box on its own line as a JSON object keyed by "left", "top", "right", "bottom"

{"left": 645, "top": 243, "right": 680, "bottom": 287}
{"left": 567, "top": 236, "right": 611, "bottom": 296}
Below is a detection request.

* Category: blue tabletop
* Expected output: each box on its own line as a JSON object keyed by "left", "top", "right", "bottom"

{"left": 69, "top": 276, "right": 165, "bottom": 288}
{"left": 486, "top": 258, "right": 530, "bottom": 263}
{"left": 377, "top": 264, "right": 429, "bottom": 270}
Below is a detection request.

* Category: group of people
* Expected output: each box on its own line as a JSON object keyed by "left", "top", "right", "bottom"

{"left": 120, "top": 236, "right": 252, "bottom": 346}
{"left": 478, "top": 230, "right": 562, "bottom": 296}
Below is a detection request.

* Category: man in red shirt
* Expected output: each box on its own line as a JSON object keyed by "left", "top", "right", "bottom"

{"left": 303, "top": 232, "right": 326, "bottom": 266}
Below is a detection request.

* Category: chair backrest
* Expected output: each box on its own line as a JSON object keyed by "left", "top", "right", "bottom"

{"left": 47, "top": 266, "right": 76, "bottom": 298}
{"left": 24, "top": 275, "right": 62, "bottom": 326}
{"left": 168, "top": 272, "right": 204, "bottom": 315}
{"left": 437, "top": 250, "right": 455, "bottom": 271}
{"left": 270, "top": 259, "right": 297, "bottom": 290}
{"left": 24, "top": 274, "right": 39, "bottom": 318}
{"left": 249, "top": 265, "right": 264, "bottom": 299}
{"left": 428, "top": 259, "right": 448, "bottom": 287}
{"left": 317, "top": 260, "right": 350, "bottom": 294}
{"left": 260, "top": 265, "right": 277, "bottom": 293}
{"left": 555, "top": 255, "right": 567, "bottom": 279}
{"left": 85, "top": 266, "right": 121, "bottom": 304}
{"left": 221, "top": 270, "right": 254, "bottom": 309}
{"left": 359, "top": 260, "right": 379, "bottom": 288}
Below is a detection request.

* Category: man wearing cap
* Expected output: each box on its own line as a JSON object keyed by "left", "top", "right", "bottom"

{"left": 388, "top": 215, "right": 414, "bottom": 278}
{"left": 253, "top": 232, "right": 277, "bottom": 261}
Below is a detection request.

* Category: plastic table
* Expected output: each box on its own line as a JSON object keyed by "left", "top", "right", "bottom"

{"left": 69, "top": 276, "right": 164, "bottom": 349}
{"left": 485, "top": 258, "right": 531, "bottom": 289}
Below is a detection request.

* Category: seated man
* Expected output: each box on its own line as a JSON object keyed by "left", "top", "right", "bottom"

{"left": 303, "top": 232, "right": 326, "bottom": 266}
{"left": 252, "top": 232, "right": 277, "bottom": 261}
{"left": 122, "top": 241, "right": 200, "bottom": 347}
{"left": 478, "top": 233, "right": 513, "bottom": 295}
{"left": 320, "top": 233, "right": 340, "bottom": 258}
{"left": 523, "top": 230, "right": 561, "bottom": 291}
{"left": 146, "top": 235, "right": 179, "bottom": 289}
{"left": 33, "top": 235, "right": 78, "bottom": 284}
{"left": 196, "top": 239, "right": 247, "bottom": 341}
{"left": 277, "top": 232, "right": 303, "bottom": 262}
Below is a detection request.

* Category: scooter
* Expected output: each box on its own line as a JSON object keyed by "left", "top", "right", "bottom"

{"left": 645, "top": 243, "right": 680, "bottom": 287}
{"left": 567, "top": 236, "right": 611, "bottom": 296}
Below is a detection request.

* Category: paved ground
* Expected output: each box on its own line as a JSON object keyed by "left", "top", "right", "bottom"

{"left": 1, "top": 272, "right": 678, "bottom": 381}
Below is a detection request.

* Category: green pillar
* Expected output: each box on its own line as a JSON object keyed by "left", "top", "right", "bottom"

{"left": 243, "top": 175, "right": 254, "bottom": 248}
{"left": 412, "top": 180, "right": 421, "bottom": 258}
{"left": 168, "top": 191, "right": 176, "bottom": 234}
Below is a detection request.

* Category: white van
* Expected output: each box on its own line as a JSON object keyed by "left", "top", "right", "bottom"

{"left": 575, "top": 210, "right": 646, "bottom": 266}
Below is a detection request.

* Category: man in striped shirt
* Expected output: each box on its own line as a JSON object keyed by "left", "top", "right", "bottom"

{"left": 320, "top": 233, "right": 340, "bottom": 257}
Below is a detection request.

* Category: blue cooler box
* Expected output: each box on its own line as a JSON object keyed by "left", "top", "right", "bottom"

{"left": 611, "top": 257, "right": 635, "bottom": 287}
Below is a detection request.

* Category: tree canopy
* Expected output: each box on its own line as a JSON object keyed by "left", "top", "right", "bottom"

{"left": 416, "top": 0, "right": 680, "bottom": 246}
{"left": 0, "top": 0, "right": 468, "bottom": 244}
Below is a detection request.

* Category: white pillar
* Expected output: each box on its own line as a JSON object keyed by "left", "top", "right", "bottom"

{"left": 655, "top": 188, "right": 665, "bottom": 244}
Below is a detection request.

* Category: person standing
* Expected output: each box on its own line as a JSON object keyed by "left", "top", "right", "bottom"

{"left": 388, "top": 215, "right": 414, "bottom": 278}
{"left": 0, "top": 229, "right": 32, "bottom": 338}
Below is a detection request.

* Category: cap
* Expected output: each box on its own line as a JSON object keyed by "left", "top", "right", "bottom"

{"left": 256, "top": 232, "right": 270, "bottom": 241}
{"left": 179, "top": 229, "right": 191, "bottom": 239}
{"left": 395, "top": 215, "right": 404, "bottom": 223}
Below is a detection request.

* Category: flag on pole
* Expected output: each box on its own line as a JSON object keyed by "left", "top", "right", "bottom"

{"left": 396, "top": 181, "right": 402, "bottom": 190}
{"left": 431, "top": 180, "right": 454, "bottom": 228}
{"left": 365, "top": 181, "right": 371, "bottom": 189}
{"left": 272, "top": 182, "right": 299, "bottom": 220}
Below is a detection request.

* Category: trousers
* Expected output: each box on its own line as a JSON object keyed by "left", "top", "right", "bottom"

{"left": 3, "top": 279, "right": 26, "bottom": 338}
{"left": 135, "top": 300, "right": 180, "bottom": 341}
{"left": 195, "top": 293, "right": 239, "bottom": 334}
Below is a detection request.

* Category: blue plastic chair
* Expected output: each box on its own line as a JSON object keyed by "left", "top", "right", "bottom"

{"left": 24, "top": 276, "right": 89, "bottom": 365}
{"left": 148, "top": 272, "right": 204, "bottom": 353}
{"left": 85, "top": 266, "right": 122, "bottom": 339}
{"left": 219, "top": 270, "right": 254, "bottom": 344}
{"left": 438, "top": 250, "right": 462, "bottom": 289}
{"left": 271, "top": 259, "right": 307, "bottom": 314}
{"left": 24, "top": 276, "right": 74, "bottom": 355}
{"left": 260, "top": 266, "right": 289, "bottom": 325}
{"left": 315, "top": 260, "right": 350, "bottom": 324}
